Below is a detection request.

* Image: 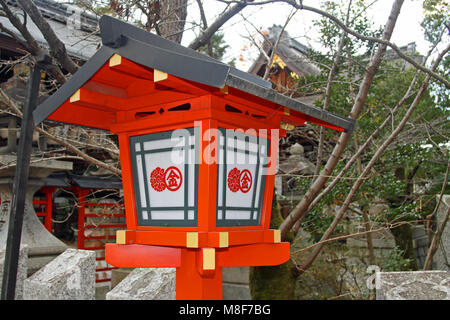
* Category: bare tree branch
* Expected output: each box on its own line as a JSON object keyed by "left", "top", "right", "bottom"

{"left": 17, "top": 0, "right": 79, "bottom": 74}
{"left": 0, "top": 0, "right": 67, "bottom": 83}
{"left": 262, "top": 8, "right": 297, "bottom": 80}
{"left": 423, "top": 156, "right": 450, "bottom": 270}
{"left": 280, "top": 0, "right": 405, "bottom": 239}
{"left": 188, "top": 0, "right": 253, "bottom": 50}
{"left": 313, "top": 0, "right": 352, "bottom": 181}
{"left": 0, "top": 89, "right": 122, "bottom": 176}
{"left": 296, "top": 43, "right": 449, "bottom": 273}
{"left": 219, "top": 0, "right": 450, "bottom": 88}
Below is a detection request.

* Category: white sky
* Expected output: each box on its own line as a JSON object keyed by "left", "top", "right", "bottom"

{"left": 182, "top": 0, "right": 430, "bottom": 71}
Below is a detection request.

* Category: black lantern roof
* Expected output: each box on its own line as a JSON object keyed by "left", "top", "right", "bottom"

{"left": 33, "top": 15, "right": 355, "bottom": 133}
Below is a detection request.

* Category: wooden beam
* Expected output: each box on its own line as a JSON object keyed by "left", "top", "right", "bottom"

{"left": 83, "top": 80, "right": 129, "bottom": 99}
{"left": 108, "top": 54, "right": 153, "bottom": 80}
{"left": 1, "top": 65, "right": 41, "bottom": 300}
{"left": 153, "top": 70, "right": 209, "bottom": 96}
{"left": 69, "top": 87, "right": 125, "bottom": 111}
{"left": 48, "top": 100, "right": 115, "bottom": 130}
{"left": 153, "top": 69, "right": 168, "bottom": 82}
{"left": 121, "top": 91, "right": 195, "bottom": 111}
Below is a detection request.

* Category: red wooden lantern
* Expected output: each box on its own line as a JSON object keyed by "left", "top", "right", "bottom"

{"left": 33, "top": 16, "right": 355, "bottom": 300}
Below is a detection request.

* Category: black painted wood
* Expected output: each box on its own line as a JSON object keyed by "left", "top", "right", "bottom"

{"left": 1, "top": 65, "right": 41, "bottom": 300}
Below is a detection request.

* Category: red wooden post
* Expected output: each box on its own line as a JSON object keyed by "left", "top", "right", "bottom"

{"left": 176, "top": 248, "right": 222, "bottom": 300}
{"left": 41, "top": 187, "right": 56, "bottom": 233}
{"left": 76, "top": 187, "right": 90, "bottom": 249}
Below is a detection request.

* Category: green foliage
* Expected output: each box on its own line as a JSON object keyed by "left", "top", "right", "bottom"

{"left": 291, "top": 0, "right": 449, "bottom": 254}
{"left": 249, "top": 191, "right": 296, "bottom": 299}
{"left": 198, "top": 32, "right": 228, "bottom": 60}
{"left": 383, "top": 246, "right": 414, "bottom": 271}
{"left": 421, "top": 0, "right": 449, "bottom": 44}
{"left": 368, "top": 142, "right": 449, "bottom": 224}
{"left": 313, "top": 0, "right": 383, "bottom": 57}
{"left": 197, "top": 32, "right": 237, "bottom": 66}
{"left": 295, "top": 166, "right": 349, "bottom": 241}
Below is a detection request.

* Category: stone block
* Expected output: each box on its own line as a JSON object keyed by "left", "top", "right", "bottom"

{"left": 223, "top": 283, "right": 251, "bottom": 300}
{"left": 222, "top": 267, "right": 250, "bottom": 300}
{"left": 223, "top": 267, "right": 249, "bottom": 284}
{"left": 376, "top": 271, "right": 450, "bottom": 300}
{"left": 106, "top": 268, "right": 176, "bottom": 300}
{"left": 0, "top": 245, "right": 28, "bottom": 300}
{"left": 23, "top": 248, "right": 96, "bottom": 300}
{"left": 110, "top": 268, "right": 133, "bottom": 289}
{"left": 434, "top": 195, "right": 449, "bottom": 271}
{"left": 95, "top": 283, "right": 111, "bottom": 300}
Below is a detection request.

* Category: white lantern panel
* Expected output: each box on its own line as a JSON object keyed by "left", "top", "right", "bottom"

{"left": 151, "top": 211, "right": 184, "bottom": 220}
{"left": 225, "top": 210, "right": 251, "bottom": 220}
{"left": 129, "top": 128, "right": 199, "bottom": 227}
{"left": 216, "top": 128, "right": 269, "bottom": 227}
{"left": 145, "top": 151, "right": 185, "bottom": 207}
{"left": 135, "top": 155, "right": 147, "bottom": 208}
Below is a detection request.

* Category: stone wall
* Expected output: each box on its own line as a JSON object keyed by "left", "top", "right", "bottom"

{"left": 0, "top": 245, "right": 28, "bottom": 299}
{"left": 106, "top": 268, "right": 175, "bottom": 300}
{"left": 223, "top": 267, "right": 251, "bottom": 300}
{"left": 433, "top": 195, "right": 450, "bottom": 271}
{"left": 23, "top": 248, "right": 96, "bottom": 300}
{"left": 376, "top": 271, "right": 450, "bottom": 300}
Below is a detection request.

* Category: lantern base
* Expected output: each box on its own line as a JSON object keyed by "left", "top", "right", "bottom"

{"left": 105, "top": 242, "right": 290, "bottom": 300}
{"left": 176, "top": 248, "right": 223, "bottom": 300}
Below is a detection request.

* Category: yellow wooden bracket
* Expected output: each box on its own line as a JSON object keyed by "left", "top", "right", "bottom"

{"left": 280, "top": 122, "right": 295, "bottom": 131}
{"left": 219, "top": 232, "right": 229, "bottom": 248}
{"left": 70, "top": 89, "right": 80, "bottom": 103}
{"left": 202, "top": 248, "right": 215, "bottom": 270}
{"left": 220, "top": 85, "right": 229, "bottom": 95}
{"left": 186, "top": 232, "right": 199, "bottom": 248}
{"left": 273, "top": 229, "right": 281, "bottom": 243}
{"left": 116, "top": 230, "right": 126, "bottom": 245}
{"left": 154, "top": 69, "right": 168, "bottom": 82}
{"left": 109, "top": 53, "right": 122, "bottom": 67}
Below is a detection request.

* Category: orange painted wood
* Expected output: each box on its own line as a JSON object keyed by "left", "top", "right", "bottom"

{"left": 111, "top": 107, "right": 211, "bottom": 134}
{"left": 133, "top": 230, "right": 188, "bottom": 247}
{"left": 91, "top": 63, "right": 135, "bottom": 90}
{"left": 105, "top": 244, "right": 181, "bottom": 268}
{"left": 119, "top": 91, "right": 195, "bottom": 112}
{"left": 176, "top": 248, "right": 222, "bottom": 300}
{"left": 217, "top": 242, "right": 290, "bottom": 267}
{"left": 118, "top": 133, "right": 138, "bottom": 230}
{"left": 120, "top": 230, "right": 279, "bottom": 247}
{"left": 116, "top": 94, "right": 207, "bottom": 124}
{"left": 48, "top": 100, "right": 115, "bottom": 130}
{"left": 71, "top": 87, "right": 125, "bottom": 111}
{"left": 76, "top": 188, "right": 90, "bottom": 249}
{"left": 197, "top": 119, "right": 218, "bottom": 232}
{"left": 47, "top": 59, "right": 348, "bottom": 133}
{"left": 108, "top": 55, "right": 153, "bottom": 80}
{"left": 83, "top": 80, "right": 129, "bottom": 99}
{"left": 155, "top": 74, "right": 209, "bottom": 96}
{"left": 225, "top": 230, "right": 265, "bottom": 245}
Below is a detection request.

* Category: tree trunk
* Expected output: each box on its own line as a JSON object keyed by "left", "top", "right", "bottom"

{"left": 390, "top": 224, "right": 418, "bottom": 270}
{"left": 249, "top": 192, "right": 297, "bottom": 299}
{"left": 158, "top": 0, "right": 188, "bottom": 43}
{"left": 280, "top": 0, "right": 405, "bottom": 239}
